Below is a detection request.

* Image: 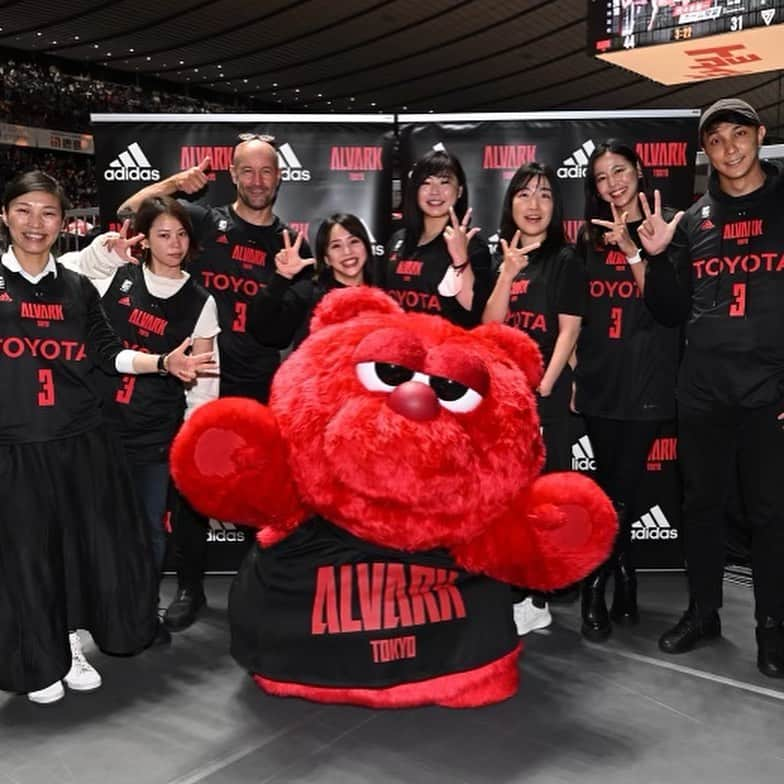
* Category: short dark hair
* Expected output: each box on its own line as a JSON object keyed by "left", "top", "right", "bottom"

{"left": 401, "top": 150, "right": 469, "bottom": 256}
{"left": 498, "top": 162, "right": 565, "bottom": 250}
{"left": 314, "top": 213, "right": 373, "bottom": 285}
{"left": 133, "top": 196, "right": 198, "bottom": 265}
{"left": 2, "top": 169, "right": 71, "bottom": 214}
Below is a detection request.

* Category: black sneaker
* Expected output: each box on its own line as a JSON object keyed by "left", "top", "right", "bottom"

{"left": 659, "top": 606, "right": 721, "bottom": 654}
{"left": 756, "top": 619, "right": 784, "bottom": 678}
{"left": 163, "top": 586, "right": 206, "bottom": 631}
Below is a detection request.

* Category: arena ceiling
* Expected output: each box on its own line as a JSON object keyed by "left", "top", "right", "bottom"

{"left": 1, "top": 0, "right": 782, "bottom": 137}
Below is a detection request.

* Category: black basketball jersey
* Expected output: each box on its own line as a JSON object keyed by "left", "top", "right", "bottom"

{"left": 230, "top": 516, "right": 519, "bottom": 689}
{"left": 183, "top": 202, "right": 311, "bottom": 400}
{"left": 0, "top": 261, "right": 120, "bottom": 444}
{"left": 97, "top": 264, "right": 209, "bottom": 462}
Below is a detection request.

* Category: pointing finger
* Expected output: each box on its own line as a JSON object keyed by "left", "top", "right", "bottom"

{"left": 654, "top": 188, "right": 662, "bottom": 215}
{"left": 638, "top": 192, "right": 653, "bottom": 220}
{"left": 521, "top": 241, "right": 541, "bottom": 255}
{"left": 282, "top": 229, "right": 291, "bottom": 251}
{"left": 461, "top": 207, "right": 473, "bottom": 229}
{"left": 119, "top": 218, "right": 131, "bottom": 239}
{"left": 198, "top": 156, "right": 212, "bottom": 172}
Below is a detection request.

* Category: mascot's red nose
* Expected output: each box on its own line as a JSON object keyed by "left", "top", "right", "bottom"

{"left": 387, "top": 380, "right": 440, "bottom": 421}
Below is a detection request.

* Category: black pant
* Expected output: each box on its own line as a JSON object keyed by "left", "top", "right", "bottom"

{"left": 583, "top": 416, "right": 663, "bottom": 554}
{"left": 679, "top": 401, "right": 784, "bottom": 623}
{"left": 538, "top": 366, "right": 572, "bottom": 474}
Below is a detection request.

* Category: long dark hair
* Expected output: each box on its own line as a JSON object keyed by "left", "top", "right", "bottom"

{"left": 314, "top": 213, "right": 373, "bottom": 285}
{"left": 1, "top": 170, "right": 70, "bottom": 251}
{"left": 401, "top": 150, "right": 469, "bottom": 256}
{"left": 583, "top": 140, "right": 651, "bottom": 248}
{"left": 133, "top": 196, "right": 198, "bottom": 266}
{"left": 498, "top": 162, "right": 565, "bottom": 251}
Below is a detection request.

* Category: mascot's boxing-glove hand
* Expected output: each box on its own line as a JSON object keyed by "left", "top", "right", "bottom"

{"left": 170, "top": 397, "right": 305, "bottom": 544}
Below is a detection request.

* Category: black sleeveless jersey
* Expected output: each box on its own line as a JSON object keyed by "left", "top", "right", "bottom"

{"left": 0, "top": 261, "right": 121, "bottom": 444}
{"left": 96, "top": 264, "right": 209, "bottom": 463}
{"left": 379, "top": 230, "right": 491, "bottom": 327}
{"left": 230, "top": 516, "right": 519, "bottom": 689}
{"left": 183, "top": 202, "right": 311, "bottom": 400}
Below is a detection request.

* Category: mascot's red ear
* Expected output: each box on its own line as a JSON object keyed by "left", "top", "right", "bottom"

{"left": 473, "top": 322, "right": 544, "bottom": 390}
{"left": 310, "top": 286, "right": 403, "bottom": 333}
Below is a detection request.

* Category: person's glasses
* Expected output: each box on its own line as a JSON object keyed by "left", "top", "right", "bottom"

{"left": 237, "top": 132, "right": 275, "bottom": 143}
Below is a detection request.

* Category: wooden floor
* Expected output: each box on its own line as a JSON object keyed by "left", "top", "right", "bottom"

{"left": 2, "top": 572, "right": 782, "bottom": 784}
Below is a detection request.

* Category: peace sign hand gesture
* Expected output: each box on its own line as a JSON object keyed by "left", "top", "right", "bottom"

{"left": 591, "top": 202, "right": 638, "bottom": 258}
{"left": 172, "top": 156, "right": 212, "bottom": 195}
{"left": 637, "top": 190, "right": 684, "bottom": 257}
{"left": 274, "top": 229, "right": 315, "bottom": 280}
{"left": 443, "top": 206, "right": 480, "bottom": 267}
{"left": 499, "top": 230, "right": 541, "bottom": 279}
{"left": 102, "top": 218, "right": 145, "bottom": 263}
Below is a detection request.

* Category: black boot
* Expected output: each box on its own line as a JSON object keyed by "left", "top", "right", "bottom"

{"left": 756, "top": 618, "right": 784, "bottom": 678}
{"left": 610, "top": 551, "right": 639, "bottom": 625}
{"left": 581, "top": 564, "right": 611, "bottom": 641}
{"left": 164, "top": 584, "right": 206, "bottom": 631}
{"left": 659, "top": 602, "right": 721, "bottom": 654}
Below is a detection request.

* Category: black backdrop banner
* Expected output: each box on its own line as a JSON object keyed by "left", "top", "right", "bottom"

{"left": 91, "top": 110, "right": 698, "bottom": 572}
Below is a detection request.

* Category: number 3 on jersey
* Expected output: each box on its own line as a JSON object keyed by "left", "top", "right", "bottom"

{"left": 233, "top": 301, "right": 247, "bottom": 332}
{"left": 729, "top": 282, "right": 746, "bottom": 317}
{"left": 37, "top": 368, "right": 55, "bottom": 406}
{"left": 608, "top": 306, "right": 623, "bottom": 339}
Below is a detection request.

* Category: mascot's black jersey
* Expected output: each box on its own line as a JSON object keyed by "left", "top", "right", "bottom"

{"left": 96, "top": 264, "right": 209, "bottom": 463}
{"left": 230, "top": 517, "right": 519, "bottom": 689}
{"left": 576, "top": 219, "right": 680, "bottom": 421}
{"left": 378, "top": 229, "right": 491, "bottom": 327}
{"left": 646, "top": 162, "right": 784, "bottom": 410}
{"left": 182, "top": 202, "right": 311, "bottom": 399}
{"left": 0, "top": 261, "right": 120, "bottom": 444}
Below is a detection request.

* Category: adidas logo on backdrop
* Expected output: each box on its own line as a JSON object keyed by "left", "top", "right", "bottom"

{"left": 277, "top": 142, "right": 311, "bottom": 182}
{"left": 557, "top": 140, "right": 596, "bottom": 179}
{"left": 631, "top": 505, "right": 678, "bottom": 541}
{"left": 104, "top": 142, "right": 160, "bottom": 182}
{"left": 206, "top": 519, "right": 246, "bottom": 543}
{"left": 571, "top": 435, "right": 597, "bottom": 471}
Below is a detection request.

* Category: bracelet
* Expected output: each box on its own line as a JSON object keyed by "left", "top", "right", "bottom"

{"left": 157, "top": 352, "right": 169, "bottom": 376}
{"left": 451, "top": 260, "right": 470, "bottom": 271}
{"left": 626, "top": 250, "right": 643, "bottom": 265}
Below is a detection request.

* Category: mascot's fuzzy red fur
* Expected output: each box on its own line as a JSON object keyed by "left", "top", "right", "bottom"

{"left": 171, "top": 287, "right": 616, "bottom": 708}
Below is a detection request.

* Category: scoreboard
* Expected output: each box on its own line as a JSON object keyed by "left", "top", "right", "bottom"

{"left": 587, "top": 1, "right": 784, "bottom": 83}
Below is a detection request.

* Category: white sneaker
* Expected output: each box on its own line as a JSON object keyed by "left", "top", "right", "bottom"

{"left": 64, "top": 632, "right": 102, "bottom": 691}
{"left": 28, "top": 680, "right": 65, "bottom": 704}
{"left": 513, "top": 597, "right": 552, "bottom": 636}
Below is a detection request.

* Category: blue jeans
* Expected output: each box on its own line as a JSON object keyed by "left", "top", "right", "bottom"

{"left": 131, "top": 461, "right": 171, "bottom": 577}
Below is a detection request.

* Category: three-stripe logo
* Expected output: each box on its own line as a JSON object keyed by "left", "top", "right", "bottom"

{"left": 206, "top": 519, "right": 246, "bottom": 543}
{"left": 277, "top": 142, "right": 311, "bottom": 182}
{"left": 103, "top": 142, "right": 160, "bottom": 182}
{"left": 631, "top": 505, "right": 678, "bottom": 540}
{"left": 557, "top": 140, "right": 596, "bottom": 179}
{"left": 571, "top": 435, "right": 597, "bottom": 471}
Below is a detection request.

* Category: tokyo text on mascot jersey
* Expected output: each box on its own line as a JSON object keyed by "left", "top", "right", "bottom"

{"left": 171, "top": 287, "right": 616, "bottom": 708}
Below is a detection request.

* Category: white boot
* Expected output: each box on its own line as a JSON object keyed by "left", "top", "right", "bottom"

{"left": 64, "top": 631, "right": 102, "bottom": 691}
{"left": 27, "top": 680, "right": 65, "bottom": 704}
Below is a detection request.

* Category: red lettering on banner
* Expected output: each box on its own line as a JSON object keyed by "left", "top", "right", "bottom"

{"left": 684, "top": 44, "right": 762, "bottom": 80}
{"left": 311, "top": 563, "right": 466, "bottom": 635}
{"left": 128, "top": 307, "right": 168, "bottom": 336}
{"left": 180, "top": 146, "right": 234, "bottom": 171}
{"left": 329, "top": 146, "right": 383, "bottom": 171}
{"left": 723, "top": 220, "right": 764, "bottom": 246}
{"left": 231, "top": 245, "right": 267, "bottom": 267}
{"left": 588, "top": 280, "right": 642, "bottom": 299}
{"left": 635, "top": 142, "right": 688, "bottom": 169}
{"left": 562, "top": 220, "right": 584, "bottom": 244}
{"left": 201, "top": 271, "right": 264, "bottom": 297}
{"left": 0, "top": 336, "right": 86, "bottom": 361}
{"left": 647, "top": 436, "right": 677, "bottom": 471}
{"left": 386, "top": 289, "right": 441, "bottom": 312}
{"left": 692, "top": 253, "right": 784, "bottom": 279}
{"left": 482, "top": 145, "right": 538, "bottom": 172}
{"left": 395, "top": 260, "right": 424, "bottom": 277}
{"left": 20, "top": 302, "right": 64, "bottom": 321}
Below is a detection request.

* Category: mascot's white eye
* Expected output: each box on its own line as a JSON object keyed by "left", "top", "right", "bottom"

{"left": 356, "top": 361, "right": 415, "bottom": 392}
{"left": 430, "top": 375, "right": 483, "bottom": 413}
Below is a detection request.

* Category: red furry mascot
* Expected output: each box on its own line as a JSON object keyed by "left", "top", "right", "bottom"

{"left": 171, "top": 287, "right": 616, "bottom": 708}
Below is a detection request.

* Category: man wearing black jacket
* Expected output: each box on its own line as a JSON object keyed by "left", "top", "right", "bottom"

{"left": 639, "top": 98, "right": 784, "bottom": 678}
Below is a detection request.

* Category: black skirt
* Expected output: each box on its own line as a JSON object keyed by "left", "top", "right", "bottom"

{"left": 0, "top": 427, "right": 157, "bottom": 693}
